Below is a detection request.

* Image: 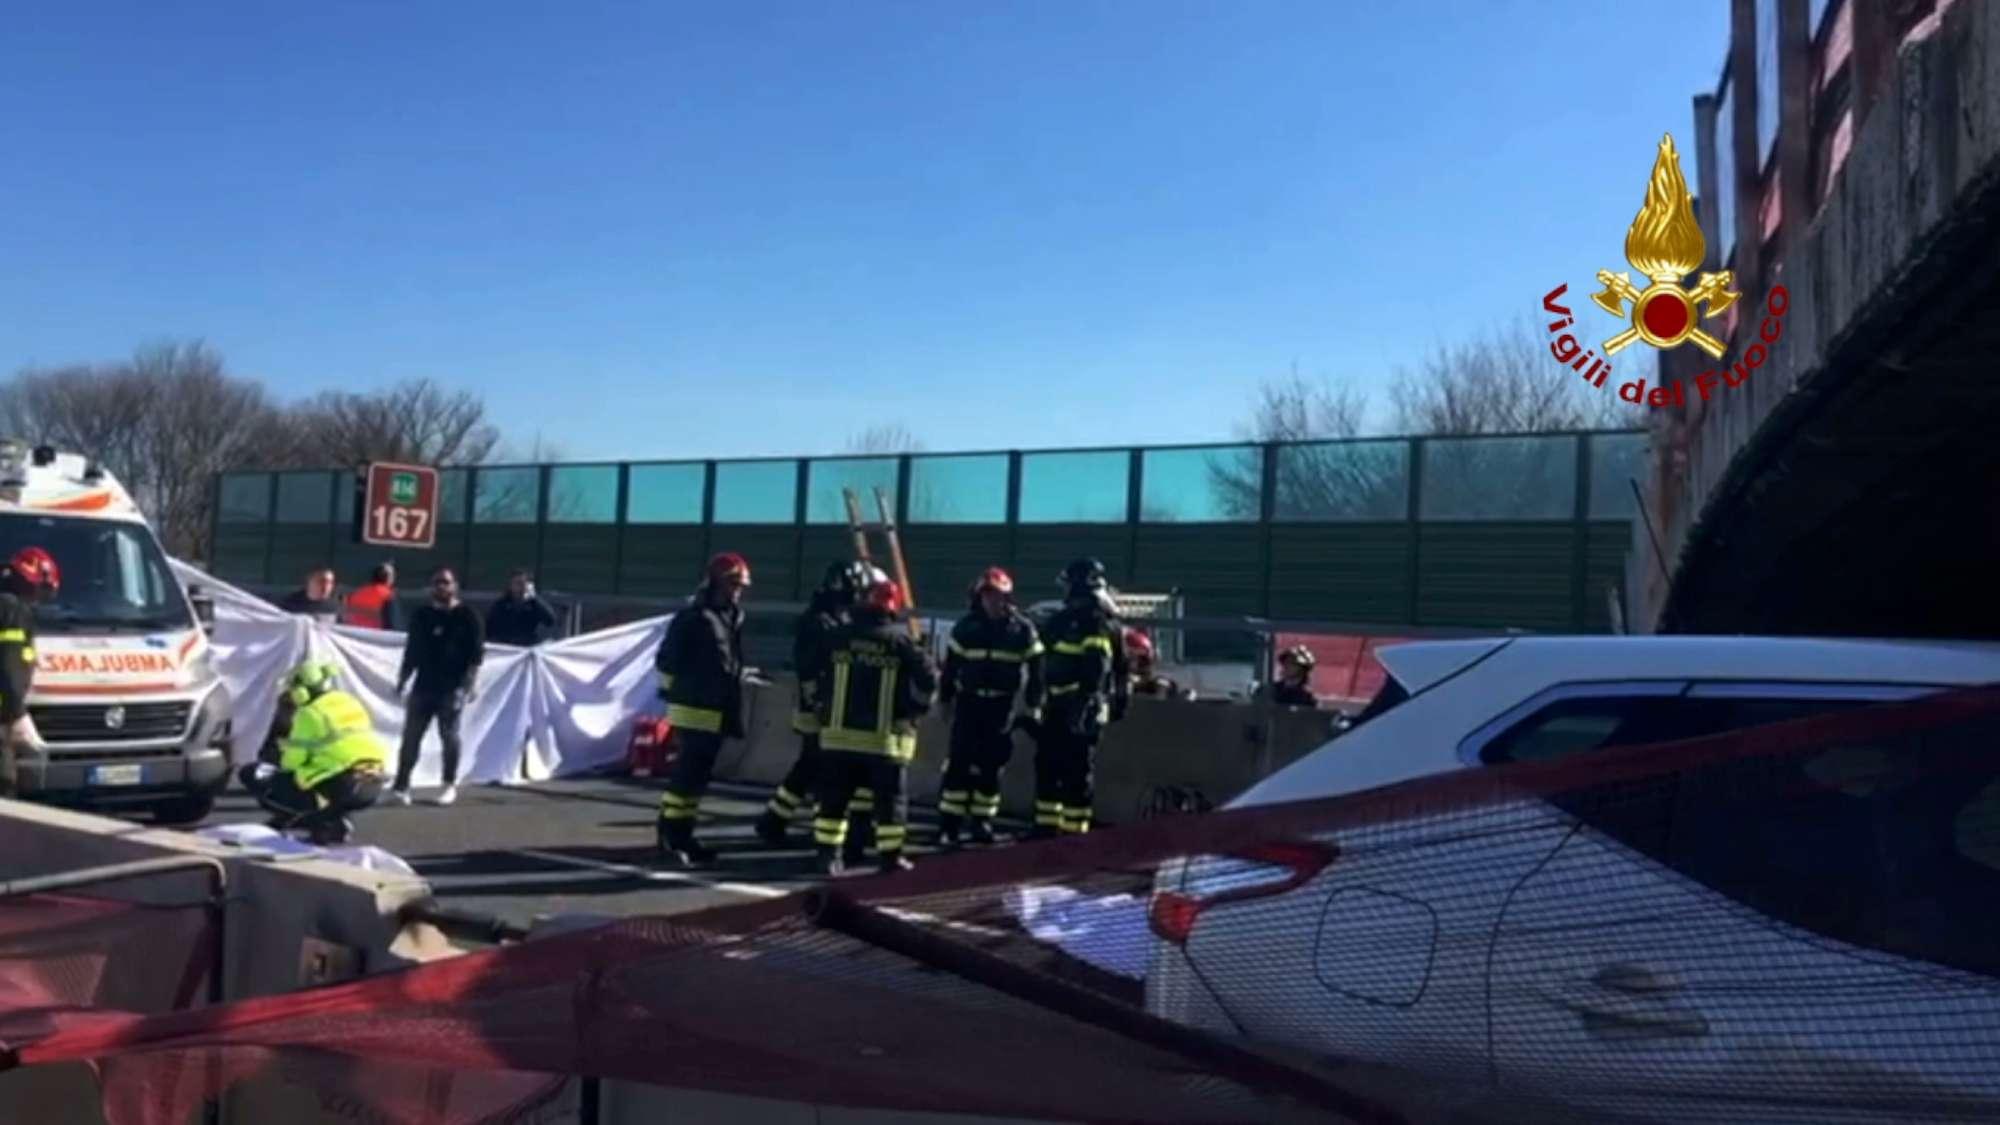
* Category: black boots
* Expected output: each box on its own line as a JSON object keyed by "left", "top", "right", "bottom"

{"left": 937, "top": 814, "right": 963, "bottom": 849}
{"left": 753, "top": 810, "right": 789, "bottom": 846}
{"left": 657, "top": 820, "right": 716, "bottom": 868}
{"left": 964, "top": 820, "right": 999, "bottom": 846}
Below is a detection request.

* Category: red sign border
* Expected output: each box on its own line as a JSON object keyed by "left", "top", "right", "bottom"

{"left": 360, "top": 461, "right": 441, "bottom": 551}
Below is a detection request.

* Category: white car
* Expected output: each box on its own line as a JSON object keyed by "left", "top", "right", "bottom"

{"left": 1144, "top": 635, "right": 2000, "bottom": 1123}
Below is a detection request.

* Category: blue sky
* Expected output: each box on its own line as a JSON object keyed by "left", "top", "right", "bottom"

{"left": 1, "top": 2, "right": 1729, "bottom": 461}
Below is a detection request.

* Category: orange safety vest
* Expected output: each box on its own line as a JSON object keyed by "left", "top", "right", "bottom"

{"left": 341, "top": 583, "right": 395, "bottom": 630}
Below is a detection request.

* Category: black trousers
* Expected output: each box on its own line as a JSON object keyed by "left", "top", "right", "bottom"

{"left": 240, "top": 764, "right": 386, "bottom": 836}
{"left": 767, "top": 733, "right": 821, "bottom": 819}
{"left": 396, "top": 688, "right": 464, "bottom": 790}
{"left": 1034, "top": 714, "right": 1099, "bottom": 835}
{"left": 812, "top": 750, "right": 908, "bottom": 858}
{"left": 941, "top": 699, "right": 1014, "bottom": 829}
{"left": 659, "top": 728, "right": 725, "bottom": 839}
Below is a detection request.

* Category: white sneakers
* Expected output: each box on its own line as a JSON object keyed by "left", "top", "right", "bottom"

{"left": 390, "top": 789, "right": 413, "bottom": 807}
{"left": 435, "top": 784, "right": 458, "bottom": 807}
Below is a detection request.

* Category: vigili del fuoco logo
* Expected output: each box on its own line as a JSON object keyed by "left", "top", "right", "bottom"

{"left": 1542, "top": 133, "right": 1790, "bottom": 409}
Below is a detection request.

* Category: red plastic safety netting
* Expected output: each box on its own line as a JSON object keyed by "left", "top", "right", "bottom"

{"left": 10, "top": 686, "right": 2000, "bottom": 1124}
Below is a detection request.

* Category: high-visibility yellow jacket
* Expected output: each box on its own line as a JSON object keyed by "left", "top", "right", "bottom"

{"left": 279, "top": 690, "right": 387, "bottom": 791}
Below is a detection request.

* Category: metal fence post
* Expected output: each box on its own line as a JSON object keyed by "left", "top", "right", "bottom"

{"left": 612, "top": 463, "right": 631, "bottom": 595}
{"left": 1405, "top": 438, "right": 1425, "bottom": 626}
{"left": 1004, "top": 451, "right": 1023, "bottom": 570}
{"left": 1125, "top": 448, "right": 1142, "bottom": 587}
{"left": 1571, "top": 434, "right": 1594, "bottom": 631}
{"left": 1257, "top": 443, "right": 1278, "bottom": 618}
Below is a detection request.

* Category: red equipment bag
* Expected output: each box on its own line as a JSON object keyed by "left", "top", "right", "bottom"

{"left": 625, "top": 716, "right": 676, "bottom": 777}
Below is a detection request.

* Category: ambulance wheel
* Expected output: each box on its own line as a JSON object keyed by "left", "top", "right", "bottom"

{"left": 149, "top": 793, "right": 216, "bottom": 827}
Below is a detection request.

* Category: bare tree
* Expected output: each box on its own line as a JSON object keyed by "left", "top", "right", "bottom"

{"left": 1384, "top": 320, "right": 1641, "bottom": 519}
{"left": 844, "top": 423, "right": 925, "bottom": 455}
{"left": 0, "top": 341, "right": 295, "bottom": 557}
{"left": 1208, "top": 369, "right": 1402, "bottom": 520}
{"left": 1386, "top": 319, "right": 1636, "bottom": 435}
{"left": 288, "top": 378, "right": 500, "bottom": 469}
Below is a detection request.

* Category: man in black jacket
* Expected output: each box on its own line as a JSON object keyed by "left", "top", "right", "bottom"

{"left": 754, "top": 559, "right": 866, "bottom": 846}
{"left": 812, "top": 567, "right": 936, "bottom": 876}
{"left": 278, "top": 566, "right": 340, "bottom": 624}
{"left": 486, "top": 569, "right": 558, "bottom": 647}
{"left": 937, "top": 566, "right": 1043, "bottom": 847}
{"left": 654, "top": 552, "right": 751, "bottom": 868}
{"left": 1032, "top": 558, "right": 1129, "bottom": 839}
{"left": 393, "top": 568, "right": 484, "bottom": 807}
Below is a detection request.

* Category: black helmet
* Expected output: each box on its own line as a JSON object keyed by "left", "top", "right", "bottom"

{"left": 818, "top": 559, "right": 870, "bottom": 604}
{"left": 1059, "top": 557, "right": 1108, "bottom": 597}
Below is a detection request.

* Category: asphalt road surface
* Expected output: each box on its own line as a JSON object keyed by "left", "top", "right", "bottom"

{"left": 207, "top": 775, "right": 983, "bottom": 932}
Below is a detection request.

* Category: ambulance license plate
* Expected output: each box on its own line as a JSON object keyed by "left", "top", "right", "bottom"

{"left": 88, "top": 764, "right": 144, "bottom": 787}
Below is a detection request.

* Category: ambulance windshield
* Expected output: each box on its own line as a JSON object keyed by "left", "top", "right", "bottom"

{"left": 0, "top": 515, "right": 191, "bottom": 634}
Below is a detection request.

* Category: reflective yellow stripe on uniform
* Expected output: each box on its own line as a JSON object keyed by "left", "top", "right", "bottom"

{"left": 970, "top": 793, "right": 1002, "bottom": 819}
{"left": 1047, "top": 683, "right": 1082, "bottom": 696}
{"left": 938, "top": 788, "right": 970, "bottom": 817}
{"left": 850, "top": 790, "right": 876, "bottom": 813}
{"left": 1024, "top": 640, "right": 1045, "bottom": 658}
{"left": 819, "top": 729, "right": 916, "bottom": 760}
{"left": 1035, "top": 799, "right": 1065, "bottom": 828}
{"left": 659, "top": 791, "right": 700, "bottom": 820}
{"left": 813, "top": 817, "right": 848, "bottom": 847}
{"left": 0, "top": 629, "right": 27, "bottom": 643}
{"left": 666, "top": 704, "right": 723, "bottom": 733}
{"left": 658, "top": 672, "right": 672, "bottom": 692}
{"left": 1051, "top": 636, "right": 1112, "bottom": 656}
{"left": 876, "top": 824, "right": 908, "bottom": 851}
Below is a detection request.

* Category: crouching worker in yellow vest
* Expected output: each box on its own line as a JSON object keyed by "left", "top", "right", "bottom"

{"left": 239, "top": 661, "right": 388, "bottom": 845}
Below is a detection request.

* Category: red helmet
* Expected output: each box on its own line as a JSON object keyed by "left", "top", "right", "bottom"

{"left": 1123, "top": 627, "right": 1154, "bottom": 661}
{"left": 970, "top": 566, "right": 1014, "bottom": 597}
{"left": 8, "top": 547, "right": 58, "bottom": 594}
{"left": 862, "top": 566, "right": 904, "bottom": 614}
{"left": 705, "top": 552, "right": 752, "bottom": 587}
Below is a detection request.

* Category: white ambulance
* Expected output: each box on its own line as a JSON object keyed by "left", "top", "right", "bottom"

{"left": 0, "top": 442, "right": 231, "bottom": 823}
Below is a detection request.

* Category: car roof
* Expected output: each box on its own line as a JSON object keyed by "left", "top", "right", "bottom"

{"left": 1238, "top": 634, "right": 2000, "bottom": 807}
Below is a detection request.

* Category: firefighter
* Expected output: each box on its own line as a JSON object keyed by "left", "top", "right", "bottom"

{"left": 1126, "top": 628, "right": 1190, "bottom": 700}
{"left": 238, "top": 660, "right": 388, "bottom": 844}
{"left": 755, "top": 559, "right": 869, "bottom": 846}
{"left": 654, "top": 552, "right": 752, "bottom": 868}
{"left": 1266, "top": 644, "right": 1320, "bottom": 708}
{"left": 1031, "top": 558, "right": 1129, "bottom": 838}
{"left": 937, "top": 567, "right": 1043, "bottom": 847}
{"left": 0, "top": 547, "right": 57, "bottom": 797}
{"left": 811, "top": 566, "right": 936, "bottom": 876}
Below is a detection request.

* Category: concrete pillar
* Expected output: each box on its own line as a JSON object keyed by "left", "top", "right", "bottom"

{"left": 1850, "top": 0, "right": 1893, "bottom": 127}
{"left": 1693, "top": 93, "right": 1723, "bottom": 273}
{"left": 1778, "top": 0, "right": 1813, "bottom": 248}
{"left": 1730, "top": 0, "right": 1763, "bottom": 299}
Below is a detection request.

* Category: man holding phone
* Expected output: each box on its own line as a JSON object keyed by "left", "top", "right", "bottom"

{"left": 487, "top": 568, "right": 558, "bottom": 647}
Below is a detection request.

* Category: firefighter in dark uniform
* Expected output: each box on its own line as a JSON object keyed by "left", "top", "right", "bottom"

{"left": 1266, "top": 644, "right": 1320, "bottom": 708}
{"left": 654, "top": 552, "right": 752, "bottom": 868}
{"left": 1031, "top": 558, "right": 1129, "bottom": 839}
{"left": 1125, "top": 627, "right": 1192, "bottom": 700}
{"left": 0, "top": 547, "right": 57, "bottom": 797}
{"left": 755, "top": 559, "right": 869, "bottom": 846}
{"left": 812, "top": 566, "right": 937, "bottom": 876}
{"left": 937, "top": 567, "right": 1043, "bottom": 847}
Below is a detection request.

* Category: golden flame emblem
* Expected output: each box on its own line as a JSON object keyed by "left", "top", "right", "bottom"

{"left": 1591, "top": 134, "right": 1739, "bottom": 359}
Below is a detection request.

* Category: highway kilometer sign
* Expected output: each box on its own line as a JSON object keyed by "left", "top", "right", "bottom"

{"left": 357, "top": 462, "right": 440, "bottom": 549}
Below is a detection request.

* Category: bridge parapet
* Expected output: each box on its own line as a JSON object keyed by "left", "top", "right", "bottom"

{"left": 1632, "top": 0, "right": 2000, "bottom": 632}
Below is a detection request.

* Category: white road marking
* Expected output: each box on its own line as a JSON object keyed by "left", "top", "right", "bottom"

{"left": 511, "top": 847, "right": 791, "bottom": 900}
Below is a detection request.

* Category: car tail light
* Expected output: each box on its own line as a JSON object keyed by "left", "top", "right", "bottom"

{"left": 1147, "top": 840, "right": 1338, "bottom": 946}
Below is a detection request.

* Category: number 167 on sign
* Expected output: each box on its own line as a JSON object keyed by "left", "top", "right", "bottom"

{"left": 359, "top": 463, "right": 440, "bottom": 549}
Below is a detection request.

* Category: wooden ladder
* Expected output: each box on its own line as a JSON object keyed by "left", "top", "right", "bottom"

{"left": 842, "top": 486, "right": 923, "bottom": 641}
